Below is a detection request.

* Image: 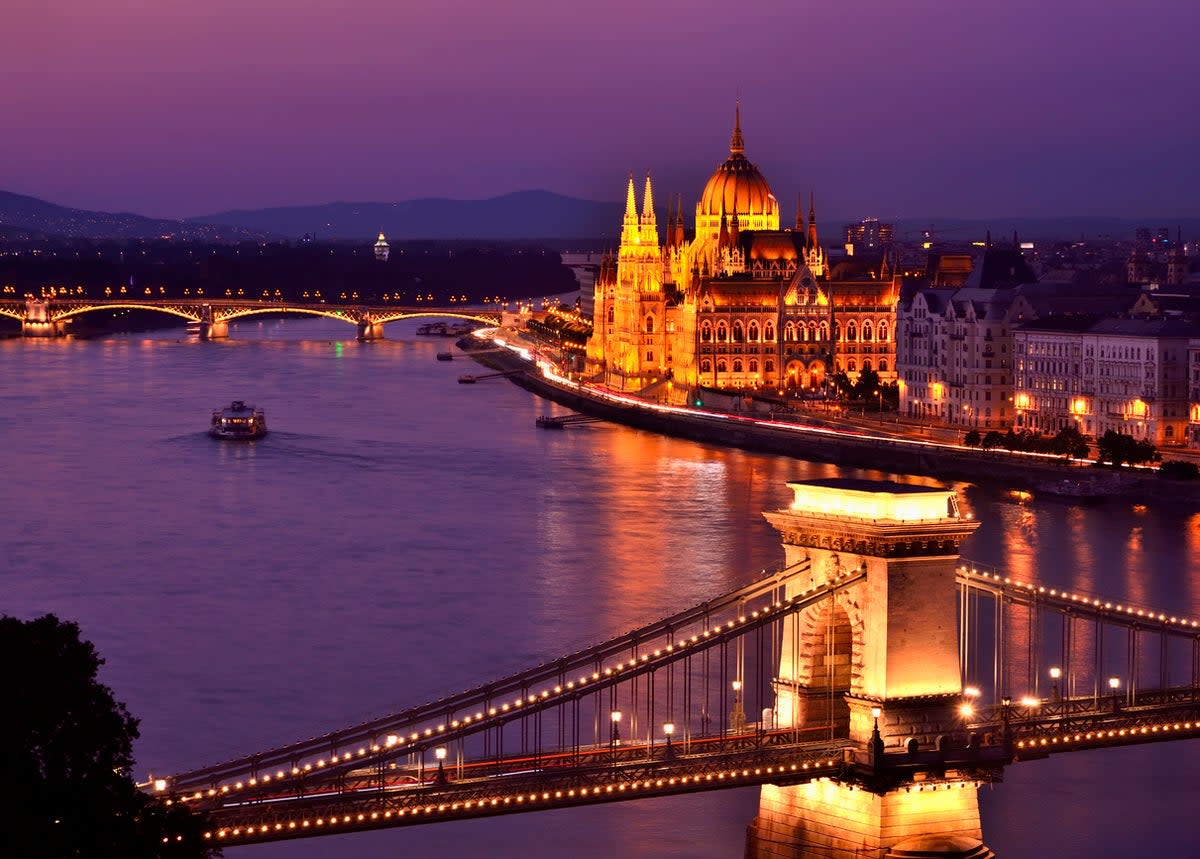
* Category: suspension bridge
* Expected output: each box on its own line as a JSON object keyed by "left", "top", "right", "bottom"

{"left": 150, "top": 479, "right": 1200, "bottom": 858}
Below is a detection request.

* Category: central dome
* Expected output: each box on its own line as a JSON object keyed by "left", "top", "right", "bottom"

{"left": 696, "top": 106, "right": 778, "bottom": 230}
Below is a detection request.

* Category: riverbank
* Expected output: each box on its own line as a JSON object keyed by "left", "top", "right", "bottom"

{"left": 462, "top": 333, "right": 1200, "bottom": 508}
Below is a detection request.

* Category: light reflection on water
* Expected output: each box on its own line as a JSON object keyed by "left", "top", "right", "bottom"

{"left": 2, "top": 317, "right": 1198, "bottom": 859}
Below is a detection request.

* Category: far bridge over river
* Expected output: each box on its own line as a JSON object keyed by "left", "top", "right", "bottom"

{"left": 152, "top": 479, "right": 1200, "bottom": 858}
{"left": 0, "top": 297, "right": 501, "bottom": 340}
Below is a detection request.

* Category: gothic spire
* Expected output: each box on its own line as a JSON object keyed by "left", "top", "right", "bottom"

{"left": 730, "top": 100, "right": 745, "bottom": 155}
{"left": 624, "top": 174, "right": 637, "bottom": 223}
{"left": 641, "top": 172, "right": 655, "bottom": 223}
{"left": 807, "top": 191, "right": 818, "bottom": 249}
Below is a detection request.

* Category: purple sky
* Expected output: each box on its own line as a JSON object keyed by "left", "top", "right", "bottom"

{"left": 5, "top": 0, "right": 1197, "bottom": 219}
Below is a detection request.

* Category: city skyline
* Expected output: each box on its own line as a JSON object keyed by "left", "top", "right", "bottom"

{"left": 5, "top": 0, "right": 1197, "bottom": 220}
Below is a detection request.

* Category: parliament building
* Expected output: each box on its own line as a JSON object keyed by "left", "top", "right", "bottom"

{"left": 586, "top": 108, "right": 900, "bottom": 401}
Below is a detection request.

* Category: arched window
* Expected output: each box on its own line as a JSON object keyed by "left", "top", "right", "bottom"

{"left": 809, "top": 322, "right": 818, "bottom": 343}
{"left": 765, "top": 359, "right": 775, "bottom": 373}
{"left": 834, "top": 322, "right": 842, "bottom": 342}
{"left": 717, "top": 359, "right": 728, "bottom": 373}
{"left": 645, "top": 314, "right": 655, "bottom": 333}
{"left": 862, "top": 321, "right": 873, "bottom": 342}
{"left": 747, "top": 321, "right": 760, "bottom": 342}
{"left": 701, "top": 359, "right": 712, "bottom": 373}
{"left": 846, "top": 321, "right": 858, "bottom": 342}
{"left": 607, "top": 307, "right": 614, "bottom": 324}
{"left": 879, "top": 359, "right": 888, "bottom": 372}
{"left": 717, "top": 321, "right": 729, "bottom": 342}
{"left": 764, "top": 321, "right": 776, "bottom": 342}
{"left": 819, "top": 322, "right": 829, "bottom": 343}
{"left": 700, "top": 321, "right": 712, "bottom": 342}
{"left": 862, "top": 359, "right": 872, "bottom": 371}
{"left": 749, "top": 359, "right": 759, "bottom": 373}
{"left": 847, "top": 359, "right": 857, "bottom": 372}
{"left": 732, "top": 321, "right": 745, "bottom": 343}
{"left": 785, "top": 322, "right": 796, "bottom": 342}
{"left": 733, "top": 359, "right": 743, "bottom": 373}
{"left": 877, "top": 321, "right": 889, "bottom": 342}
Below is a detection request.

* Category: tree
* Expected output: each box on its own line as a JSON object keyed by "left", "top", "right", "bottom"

{"left": 1049, "top": 426, "right": 1090, "bottom": 460}
{"left": 1096, "top": 430, "right": 1160, "bottom": 468}
{"left": 981, "top": 430, "right": 1005, "bottom": 450}
{"left": 0, "top": 614, "right": 218, "bottom": 858}
{"left": 964, "top": 429, "right": 982, "bottom": 447}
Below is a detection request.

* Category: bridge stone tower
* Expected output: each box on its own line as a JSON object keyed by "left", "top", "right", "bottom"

{"left": 747, "top": 478, "right": 992, "bottom": 859}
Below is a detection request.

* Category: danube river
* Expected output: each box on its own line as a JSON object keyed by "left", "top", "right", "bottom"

{"left": 4, "top": 317, "right": 1200, "bottom": 858}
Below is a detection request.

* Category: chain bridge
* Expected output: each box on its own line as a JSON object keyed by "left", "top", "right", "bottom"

{"left": 0, "top": 296, "right": 500, "bottom": 339}
{"left": 151, "top": 479, "right": 1200, "bottom": 858}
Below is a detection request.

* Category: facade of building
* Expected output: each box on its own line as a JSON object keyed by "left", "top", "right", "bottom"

{"left": 374, "top": 232, "right": 389, "bottom": 262}
{"left": 1013, "top": 317, "right": 1197, "bottom": 446}
{"left": 586, "top": 109, "right": 899, "bottom": 398}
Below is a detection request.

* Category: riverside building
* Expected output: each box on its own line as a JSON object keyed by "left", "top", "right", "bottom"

{"left": 585, "top": 107, "right": 899, "bottom": 400}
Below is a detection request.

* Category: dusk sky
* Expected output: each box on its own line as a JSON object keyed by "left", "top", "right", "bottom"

{"left": 5, "top": 0, "right": 1197, "bottom": 220}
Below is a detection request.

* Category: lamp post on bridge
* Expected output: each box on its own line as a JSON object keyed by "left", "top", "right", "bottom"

{"left": 1109, "top": 676, "right": 1121, "bottom": 713}
{"left": 663, "top": 722, "right": 675, "bottom": 760}
{"left": 609, "top": 710, "right": 622, "bottom": 763}
{"left": 869, "top": 706, "right": 884, "bottom": 768}
{"left": 731, "top": 680, "right": 747, "bottom": 734}
{"left": 434, "top": 746, "right": 447, "bottom": 784}
{"left": 1049, "top": 666, "right": 1061, "bottom": 704}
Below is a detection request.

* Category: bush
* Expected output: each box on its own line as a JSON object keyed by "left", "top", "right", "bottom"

{"left": 1159, "top": 459, "right": 1200, "bottom": 480}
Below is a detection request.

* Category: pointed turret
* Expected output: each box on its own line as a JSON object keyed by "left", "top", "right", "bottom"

{"left": 641, "top": 173, "right": 655, "bottom": 223}
{"left": 666, "top": 199, "right": 676, "bottom": 249}
{"left": 730, "top": 100, "right": 745, "bottom": 155}
{"left": 624, "top": 174, "right": 637, "bottom": 224}
{"left": 674, "top": 194, "right": 685, "bottom": 247}
{"left": 730, "top": 211, "right": 740, "bottom": 246}
{"left": 718, "top": 208, "right": 730, "bottom": 250}
{"left": 796, "top": 193, "right": 805, "bottom": 233}
{"left": 807, "top": 191, "right": 818, "bottom": 250}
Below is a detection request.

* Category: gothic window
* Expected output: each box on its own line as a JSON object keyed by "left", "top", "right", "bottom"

{"left": 809, "top": 322, "right": 818, "bottom": 342}
{"left": 607, "top": 307, "right": 614, "bottom": 324}
{"left": 748, "top": 321, "right": 760, "bottom": 342}
{"left": 701, "top": 360, "right": 712, "bottom": 373}
{"left": 848, "top": 359, "right": 857, "bottom": 372}
{"left": 765, "top": 360, "right": 775, "bottom": 373}
{"left": 819, "top": 322, "right": 829, "bottom": 343}
{"left": 764, "top": 321, "right": 776, "bottom": 341}
{"left": 646, "top": 351, "right": 654, "bottom": 361}
{"left": 645, "top": 314, "right": 656, "bottom": 333}
{"left": 785, "top": 322, "right": 797, "bottom": 342}
{"left": 733, "top": 359, "right": 743, "bottom": 372}
{"left": 863, "top": 359, "right": 872, "bottom": 371}
{"left": 733, "top": 321, "right": 745, "bottom": 343}
{"left": 862, "top": 321, "right": 873, "bottom": 342}
{"left": 879, "top": 359, "right": 888, "bottom": 372}
{"left": 877, "top": 321, "right": 889, "bottom": 342}
{"left": 834, "top": 322, "right": 842, "bottom": 342}
{"left": 701, "top": 321, "right": 712, "bottom": 342}
{"left": 717, "top": 321, "right": 729, "bottom": 342}
{"left": 847, "top": 321, "right": 858, "bottom": 342}
{"left": 749, "top": 359, "right": 759, "bottom": 373}
{"left": 717, "top": 359, "right": 728, "bottom": 373}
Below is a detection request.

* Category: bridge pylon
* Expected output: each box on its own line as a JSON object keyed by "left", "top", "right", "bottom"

{"left": 357, "top": 315, "right": 385, "bottom": 340}
{"left": 748, "top": 478, "right": 993, "bottom": 859}
{"left": 22, "top": 298, "right": 66, "bottom": 337}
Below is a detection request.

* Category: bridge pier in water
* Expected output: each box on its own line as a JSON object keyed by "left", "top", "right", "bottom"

{"left": 21, "top": 298, "right": 66, "bottom": 336}
{"left": 747, "top": 479, "right": 993, "bottom": 859}
{"left": 357, "top": 318, "right": 385, "bottom": 340}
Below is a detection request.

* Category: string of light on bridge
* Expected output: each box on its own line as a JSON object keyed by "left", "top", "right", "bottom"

{"left": 163, "top": 570, "right": 863, "bottom": 803}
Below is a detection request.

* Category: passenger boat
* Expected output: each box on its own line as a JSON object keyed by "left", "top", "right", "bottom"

{"left": 436, "top": 351, "right": 453, "bottom": 361}
{"left": 209, "top": 401, "right": 267, "bottom": 440}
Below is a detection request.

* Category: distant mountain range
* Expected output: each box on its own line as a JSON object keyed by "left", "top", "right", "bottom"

{"left": 1, "top": 187, "right": 1195, "bottom": 244}
{"left": 0, "top": 190, "right": 262, "bottom": 242}
{"left": 187, "top": 190, "right": 620, "bottom": 241}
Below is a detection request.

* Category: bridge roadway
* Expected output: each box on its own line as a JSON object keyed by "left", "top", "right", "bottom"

{"left": 0, "top": 296, "right": 502, "bottom": 337}
{"left": 153, "top": 558, "right": 1200, "bottom": 848}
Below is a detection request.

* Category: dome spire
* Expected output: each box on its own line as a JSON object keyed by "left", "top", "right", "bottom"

{"left": 730, "top": 100, "right": 745, "bottom": 155}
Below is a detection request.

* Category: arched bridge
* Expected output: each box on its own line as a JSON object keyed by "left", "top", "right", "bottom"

{"left": 0, "top": 297, "right": 502, "bottom": 340}
{"left": 151, "top": 480, "right": 1200, "bottom": 857}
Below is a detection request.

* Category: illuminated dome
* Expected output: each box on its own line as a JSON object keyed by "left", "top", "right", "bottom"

{"left": 695, "top": 106, "right": 779, "bottom": 236}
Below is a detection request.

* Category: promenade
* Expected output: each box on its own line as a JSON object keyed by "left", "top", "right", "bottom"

{"left": 464, "top": 328, "right": 1200, "bottom": 508}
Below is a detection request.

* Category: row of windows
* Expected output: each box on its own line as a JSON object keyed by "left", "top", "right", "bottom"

{"left": 698, "top": 320, "right": 891, "bottom": 343}
{"left": 699, "top": 358, "right": 890, "bottom": 374}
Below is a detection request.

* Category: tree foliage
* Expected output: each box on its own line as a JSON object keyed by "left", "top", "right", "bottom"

{"left": 0, "top": 614, "right": 218, "bottom": 858}
{"left": 1096, "top": 430, "right": 1160, "bottom": 468}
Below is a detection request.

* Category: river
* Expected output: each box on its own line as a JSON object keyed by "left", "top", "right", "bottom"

{"left": 3, "top": 316, "right": 1199, "bottom": 858}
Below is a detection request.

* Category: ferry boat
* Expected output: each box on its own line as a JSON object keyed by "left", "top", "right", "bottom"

{"left": 436, "top": 351, "right": 454, "bottom": 361}
{"left": 209, "top": 401, "right": 267, "bottom": 440}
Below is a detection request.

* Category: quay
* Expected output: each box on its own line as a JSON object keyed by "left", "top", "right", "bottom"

{"left": 461, "top": 331, "right": 1200, "bottom": 507}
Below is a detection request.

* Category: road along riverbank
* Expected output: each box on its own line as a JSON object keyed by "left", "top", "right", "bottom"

{"left": 461, "top": 332, "right": 1200, "bottom": 508}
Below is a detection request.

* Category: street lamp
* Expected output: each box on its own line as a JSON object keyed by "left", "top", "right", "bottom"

{"left": 610, "top": 710, "right": 622, "bottom": 755}
{"left": 731, "top": 680, "right": 747, "bottom": 733}
{"left": 663, "top": 722, "right": 675, "bottom": 759}
{"left": 1108, "top": 676, "right": 1121, "bottom": 712}
{"left": 434, "top": 746, "right": 447, "bottom": 784}
{"left": 1049, "top": 666, "right": 1061, "bottom": 702}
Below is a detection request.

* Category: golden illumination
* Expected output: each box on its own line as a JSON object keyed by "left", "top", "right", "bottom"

{"left": 786, "top": 481, "right": 959, "bottom": 522}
